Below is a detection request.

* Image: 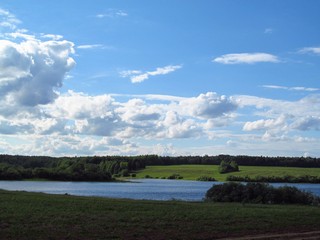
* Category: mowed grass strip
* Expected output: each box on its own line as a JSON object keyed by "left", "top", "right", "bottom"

{"left": 1, "top": 190, "right": 320, "bottom": 240}
{"left": 133, "top": 165, "right": 320, "bottom": 181}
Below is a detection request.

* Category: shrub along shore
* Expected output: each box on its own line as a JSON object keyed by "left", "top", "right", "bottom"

{"left": 205, "top": 182, "right": 320, "bottom": 205}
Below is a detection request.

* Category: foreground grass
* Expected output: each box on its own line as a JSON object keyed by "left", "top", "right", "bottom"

{"left": 133, "top": 165, "right": 320, "bottom": 181}
{"left": 1, "top": 190, "right": 320, "bottom": 239}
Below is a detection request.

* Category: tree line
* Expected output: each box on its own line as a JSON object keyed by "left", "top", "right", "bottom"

{"left": 0, "top": 155, "right": 146, "bottom": 181}
{"left": 1, "top": 154, "right": 320, "bottom": 181}
{"left": 143, "top": 155, "right": 320, "bottom": 168}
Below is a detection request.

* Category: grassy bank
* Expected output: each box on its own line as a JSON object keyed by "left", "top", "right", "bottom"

{"left": 133, "top": 165, "right": 320, "bottom": 181}
{"left": 1, "top": 190, "right": 320, "bottom": 240}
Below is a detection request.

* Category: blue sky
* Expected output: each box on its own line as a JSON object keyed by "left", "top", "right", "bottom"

{"left": 0, "top": 0, "right": 320, "bottom": 157}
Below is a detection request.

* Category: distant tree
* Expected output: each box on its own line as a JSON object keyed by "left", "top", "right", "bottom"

{"left": 218, "top": 160, "right": 239, "bottom": 174}
{"left": 218, "top": 160, "right": 229, "bottom": 173}
{"left": 230, "top": 160, "right": 239, "bottom": 171}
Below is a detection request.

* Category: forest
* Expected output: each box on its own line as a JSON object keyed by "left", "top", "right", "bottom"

{"left": 143, "top": 155, "right": 320, "bottom": 167}
{"left": 0, "top": 154, "right": 319, "bottom": 181}
{"left": 0, "top": 155, "right": 146, "bottom": 181}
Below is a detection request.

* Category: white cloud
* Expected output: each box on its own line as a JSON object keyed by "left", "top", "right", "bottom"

{"left": 41, "top": 91, "right": 237, "bottom": 140}
{"left": 120, "top": 65, "right": 182, "bottom": 83}
{"left": 0, "top": 8, "right": 21, "bottom": 30}
{"left": 0, "top": 8, "right": 75, "bottom": 112}
{"left": 0, "top": 38, "right": 75, "bottom": 109}
{"left": 180, "top": 92, "right": 237, "bottom": 119}
{"left": 236, "top": 94, "right": 320, "bottom": 145}
{"left": 264, "top": 28, "right": 274, "bottom": 34}
{"left": 148, "top": 65, "right": 182, "bottom": 76}
{"left": 1, "top": 90, "right": 320, "bottom": 156}
{"left": 213, "top": 53, "right": 280, "bottom": 64}
{"left": 291, "top": 116, "right": 320, "bottom": 131}
{"left": 130, "top": 73, "right": 148, "bottom": 83}
{"left": 47, "top": 91, "right": 115, "bottom": 119}
{"left": 77, "top": 44, "right": 106, "bottom": 50}
{"left": 160, "top": 111, "right": 202, "bottom": 138}
{"left": 263, "top": 85, "right": 320, "bottom": 92}
{"left": 116, "top": 98, "right": 161, "bottom": 123}
{"left": 119, "top": 70, "right": 142, "bottom": 78}
{"left": 110, "top": 93, "right": 186, "bottom": 102}
{"left": 96, "top": 9, "right": 128, "bottom": 19}
{"left": 243, "top": 115, "right": 287, "bottom": 131}
{"left": 236, "top": 94, "right": 320, "bottom": 118}
{"left": 115, "top": 10, "right": 128, "bottom": 17}
{"left": 299, "top": 47, "right": 320, "bottom": 55}
{"left": 41, "top": 34, "right": 64, "bottom": 41}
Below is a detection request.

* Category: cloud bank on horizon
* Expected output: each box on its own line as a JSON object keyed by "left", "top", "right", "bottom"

{"left": 0, "top": 1, "right": 320, "bottom": 157}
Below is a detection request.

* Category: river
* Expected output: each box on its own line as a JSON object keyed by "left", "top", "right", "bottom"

{"left": 1, "top": 179, "right": 320, "bottom": 201}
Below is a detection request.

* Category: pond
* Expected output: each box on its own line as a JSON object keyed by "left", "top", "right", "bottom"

{"left": 0, "top": 179, "right": 320, "bottom": 201}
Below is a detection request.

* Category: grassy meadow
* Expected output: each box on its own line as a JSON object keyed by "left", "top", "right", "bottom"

{"left": 132, "top": 164, "right": 320, "bottom": 181}
{"left": 1, "top": 189, "right": 320, "bottom": 240}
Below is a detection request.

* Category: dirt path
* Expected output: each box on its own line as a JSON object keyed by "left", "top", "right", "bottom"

{"left": 217, "top": 231, "right": 320, "bottom": 240}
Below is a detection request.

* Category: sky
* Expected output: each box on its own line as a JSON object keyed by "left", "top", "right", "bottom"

{"left": 0, "top": 0, "right": 320, "bottom": 157}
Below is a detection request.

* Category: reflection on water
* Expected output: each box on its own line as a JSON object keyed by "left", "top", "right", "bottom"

{"left": 0, "top": 179, "right": 319, "bottom": 201}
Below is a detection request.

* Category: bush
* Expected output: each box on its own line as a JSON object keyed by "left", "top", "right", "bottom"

{"left": 205, "top": 182, "right": 320, "bottom": 205}
{"left": 226, "top": 175, "right": 320, "bottom": 183}
{"left": 120, "top": 169, "right": 130, "bottom": 177}
{"left": 167, "top": 173, "right": 183, "bottom": 179}
{"left": 144, "top": 175, "right": 152, "bottom": 178}
{"left": 196, "top": 176, "right": 216, "bottom": 181}
{"left": 131, "top": 173, "right": 136, "bottom": 177}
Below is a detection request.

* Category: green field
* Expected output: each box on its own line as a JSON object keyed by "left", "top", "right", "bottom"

{"left": 1, "top": 189, "right": 320, "bottom": 240}
{"left": 133, "top": 165, "right": 320, "bottom": 181}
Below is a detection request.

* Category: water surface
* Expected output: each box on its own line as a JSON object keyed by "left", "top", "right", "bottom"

{"left": 0, "top": 179, "right": 319, "bottom": 201}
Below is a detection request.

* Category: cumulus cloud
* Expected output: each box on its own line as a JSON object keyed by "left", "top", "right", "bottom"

{"left": 292, "top": 116, "right": 320, "bottom": 131}
{"left": 120, "top": 65, "right": 182, "bottom": 83}
{"left": 116, "top": 98, "right": 161, "bottom": 123}
{"left": 1, "top": 7, "right": 319, "bottom": 156}
{"left": 41, "top": 91, "right": 236, "bottom": 140}
{"left": 1, "top": 89, "right": 320, "bottom": 156}
{"left": 160, "top": 111, "right": 201, "bottom": 138}
{"left": 76, "top": 116, "right": 123, "bottom": 136}
{"left": 0, "top": 119, "right": 31, "bottom": 134}
{"left": 243, "top": 115, "right": 287, "bottom": 131}
{"left": 0, "top": 7, "right": 76, "bottom": 122}
{"left": 0, "top": 38, "right": 75, "bottom": 109}
{"left": 213, "top": 53, "right": 279, "bottom": 64}
{"left": 236, "top": 94, "right": 320, "bottom": 150}
{"left": 46, "top": 91, "right": 115, "bottom": 119}
{"left": 180, "top": 92, "right": 237, "bottom": 119}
